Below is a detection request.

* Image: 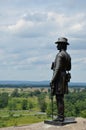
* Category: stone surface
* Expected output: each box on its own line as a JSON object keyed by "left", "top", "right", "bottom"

{"left": 0, "top": 118, "right": 86, "bottom": 130}
{"left": 44, "top": 117, "right": 77, "bottom": 126}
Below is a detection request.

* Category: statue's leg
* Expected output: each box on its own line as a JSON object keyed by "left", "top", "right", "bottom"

{"left": 56, "top": 94, "right": 64, "bottom": 121}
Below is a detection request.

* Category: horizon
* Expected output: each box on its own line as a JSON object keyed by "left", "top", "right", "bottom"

{"left": 0, "top": 80, "right": 86, "bottom": 83}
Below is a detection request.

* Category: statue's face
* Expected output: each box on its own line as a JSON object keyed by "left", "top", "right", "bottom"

{"left": 56, "top": 43, "right": 67, "bottom": 51}
{"left": 56, "top": 43, "right": 61, "bottom": 50}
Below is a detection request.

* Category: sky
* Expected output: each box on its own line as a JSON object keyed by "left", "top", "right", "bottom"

{"left": 0, "top": 0, "right": 86, "bottom": 82}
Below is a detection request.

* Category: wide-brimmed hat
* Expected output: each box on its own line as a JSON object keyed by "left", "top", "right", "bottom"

{"left": 55, "top": 37, "right": 69, "bottom": 45}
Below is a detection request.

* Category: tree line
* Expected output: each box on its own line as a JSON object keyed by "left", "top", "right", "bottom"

{"left": 0, "top": 88, "right": 86, "bottom": 118}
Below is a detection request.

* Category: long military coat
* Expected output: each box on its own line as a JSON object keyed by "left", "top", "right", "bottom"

{"left": 51, "top": 50, "right": 71, "bottom": 94}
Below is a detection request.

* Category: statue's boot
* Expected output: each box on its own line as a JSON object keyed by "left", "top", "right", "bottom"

{"left": 53, "top": 116, "right": 64, "bottom": 122}
{"left": 58, "top": 116, "right": 64, "bottom": 122}
{"left": 53, "top": 117, "right": 59, "bottom": 121}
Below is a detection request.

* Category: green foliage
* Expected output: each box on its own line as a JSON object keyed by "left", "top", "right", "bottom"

{"left": 64, "top": 91, "right": 86, "bottom": 117}
{"left": 11, "top": 88, "right": 19, "bottom": 97}
{"left": 38, "top": 93, "right": 47, "bottom": 112}
{"left": 0, "top": 115, "right": 47, "bottom": 128}
{"left": 0, "top": 92, "right": 9, "bottom": 108}
{"left": 28, "top": 101, "right": 34, "bottom": 110}
{"left": 21, "top": 99, "right": 28, "bottom": 110}
{"left": 0, "top": 87, "right": 86, "bottom": 128}
{"left": 0, "top": 121, "right": 6, "bottom": 127}
{"left": 8, "top": 100, "right": 17, "bottom": 110}
{"left": 80, "top": 110, "right": 86, "bottom": 118}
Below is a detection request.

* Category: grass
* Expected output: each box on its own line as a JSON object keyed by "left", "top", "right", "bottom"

{"left": 0, "top": 114, "right": 47, "bottom": 127}
{"left": 0, "top": 87, "right": 49, "bottom": 128}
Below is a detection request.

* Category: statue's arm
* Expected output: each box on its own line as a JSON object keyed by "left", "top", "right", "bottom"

{"left": 67, "top": 55, "right": 71, "bottom": 71}
{"left": 51, "top": 56, "right": 61, "bottom": 82}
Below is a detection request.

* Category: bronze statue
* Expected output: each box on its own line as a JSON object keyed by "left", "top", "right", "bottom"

{"left": 50, "top": 37, "right": 71, "bottom": 122}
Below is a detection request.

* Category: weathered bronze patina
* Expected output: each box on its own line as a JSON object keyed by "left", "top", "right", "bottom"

{"left": 45, "top": 37, "right": 77, "bottom": 125}
{"left": 50, "top": 37, "right": 71, "bottom": 122}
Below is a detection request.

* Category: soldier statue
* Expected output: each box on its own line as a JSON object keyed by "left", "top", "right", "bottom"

{"left": 50, "top": 37, "right": 71, "bottom": 122}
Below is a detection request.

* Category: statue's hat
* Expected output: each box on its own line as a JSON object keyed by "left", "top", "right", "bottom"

{"left": 55, "top": 37, "right": 69, "bottom": 45}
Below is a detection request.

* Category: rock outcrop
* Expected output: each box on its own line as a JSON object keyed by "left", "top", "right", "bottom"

{"left": 0, "top": 118, "right": 86, "bottom": 130}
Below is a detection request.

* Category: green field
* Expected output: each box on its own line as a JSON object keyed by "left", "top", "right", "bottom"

{"left": 0, "top": 99, "right": 47, "bottom": 128}
{"left": 0, "top": 87, "right": 86, "bottom": 127}
{"left": 0, "top": 114, "right": 47, "bottom": 127}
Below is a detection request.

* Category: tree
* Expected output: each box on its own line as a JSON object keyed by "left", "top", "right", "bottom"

{"left": 38, "top": 94, "right": 47, "bottom": 112}
{"left": 0, "top": 92, "right": 9, "bottom": 108}
{"left": 21, "top": 99, "right": 28, "bottom": 110}
{"left": 28, "top": 101, "right": 34, "bottom": 110}
{"left": 8, "top": 100, "right": 17, "bottom": 110}
{"left": 80, "top": 110, "right": 86, "bottom": 118}
{"left": 11, "top": 88, "right": 19, "bottom": 97}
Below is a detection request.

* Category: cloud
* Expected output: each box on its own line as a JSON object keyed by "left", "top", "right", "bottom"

{"left": 0, "top": 11, "right": 83, "bottom": 44}
{"left": 1, "top": 10, "right": 86, "bottom": 51}
{"left": 69, "top": 50, "right": 86, "bottom": 70}
{"left": 0, "top": 10, "right": 86, "bottom": 64}
{"left": 7, "top": 18, "right": 47, "bottom": 38}
{"left": 22, "top": 12, "right": 47, "bottom": 22}
{"left": 0, "top": 0, "right": 86, "bottom": 81}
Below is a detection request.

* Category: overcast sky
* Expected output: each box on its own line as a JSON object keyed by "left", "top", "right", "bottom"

{"left": 0, "top": 0, "right": 86, "bottom": 82}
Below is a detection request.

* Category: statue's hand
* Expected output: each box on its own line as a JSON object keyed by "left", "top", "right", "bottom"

{"left": 50, "top": 82, "right": 52, "bottom": 87}
{"left": 50, "top": 81, "right": 55, "bottom": 96}
{"left": 50, "top": 80, "right": 53, "bottom": 86}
